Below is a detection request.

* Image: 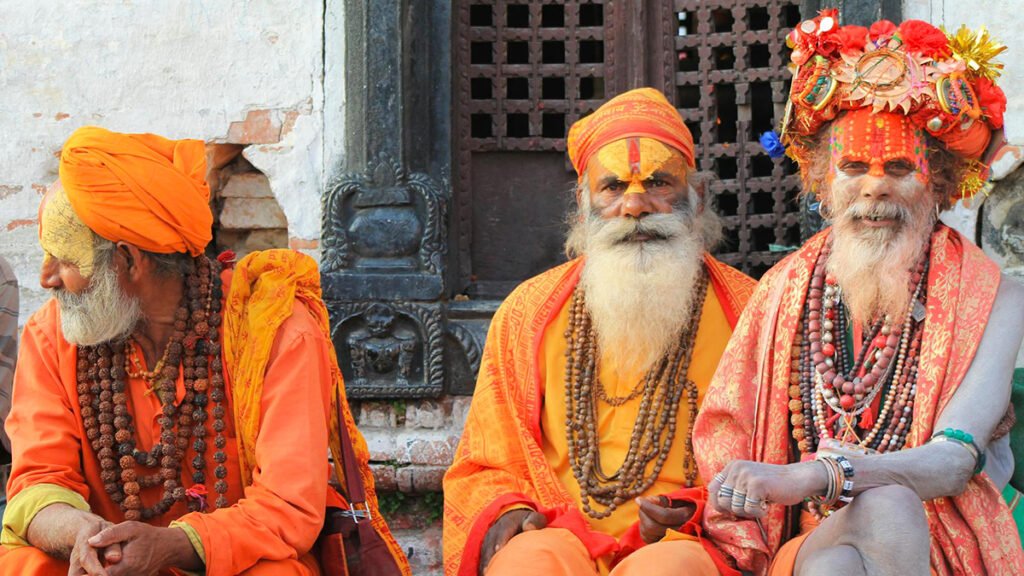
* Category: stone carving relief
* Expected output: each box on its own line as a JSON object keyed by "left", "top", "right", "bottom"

{"left": 321, "top": 153, "right": 447, "bottom": 278}
{"left": 330, "top": 301, "right": 444, "bottom": 398}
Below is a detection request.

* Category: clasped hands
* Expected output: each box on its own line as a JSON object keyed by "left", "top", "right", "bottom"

{"left": 70, "top": 516, "right": 199, "bottom": 576}
{"left": 478, "top": 496, "right": 696, "bottom": 574}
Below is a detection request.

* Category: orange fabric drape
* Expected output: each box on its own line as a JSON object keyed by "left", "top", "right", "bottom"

{"left": 692, "top": 225, "right": 1024, "bottom": 575}
{"left": 221, "top": 249, "right": 409, "bottom": 575}
{"left": 443, "top": 255, "right": 754, "bottom": 576}
{"left": 59, "top": 126, "right": 212, "bottom": 256}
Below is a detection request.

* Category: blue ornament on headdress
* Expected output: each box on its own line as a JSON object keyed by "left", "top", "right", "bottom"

{"left": 759, "top": 131, "right": 786, "bottom": 159}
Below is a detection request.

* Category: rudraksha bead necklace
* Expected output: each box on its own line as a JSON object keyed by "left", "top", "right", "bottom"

{"left": 77, "top": 255, "right": 230, "bottom": 520}
{"left": 565, "top": 271, "right": 708, "bottom": 520}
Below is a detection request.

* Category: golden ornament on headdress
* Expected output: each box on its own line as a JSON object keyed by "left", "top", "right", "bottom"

{"left": 945, "top": 25, "right": 1007, "bottom": 81}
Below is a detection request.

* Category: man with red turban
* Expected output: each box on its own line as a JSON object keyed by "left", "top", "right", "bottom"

{"left": 443, "top": 88, "right": 755, "bottom": 575}
{"left": 0, "top": 127, "right": 409, "bottom": 575}
{"left": 693, "top": 14, "right": 1024, "bottom": 576}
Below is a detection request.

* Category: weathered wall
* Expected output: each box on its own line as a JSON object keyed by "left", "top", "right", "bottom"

{"left": 0, "top": 0, "right": 333, "bottom": 322}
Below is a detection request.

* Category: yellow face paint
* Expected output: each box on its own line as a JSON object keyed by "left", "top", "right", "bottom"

{"left": 40, "top": 183, "right": 96, "bottom": 277}
{"left": 588, "top": 138, "right": 685, "bottom": 196}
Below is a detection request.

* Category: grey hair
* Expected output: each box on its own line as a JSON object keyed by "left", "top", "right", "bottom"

{"left": 91, "top": 234, "right": 195, "bottom": 278}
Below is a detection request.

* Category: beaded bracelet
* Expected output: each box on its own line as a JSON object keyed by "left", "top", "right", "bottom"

{"left": 930, "top": 428, "right": 986, "bottom": 474}
{"left": 833, "top": 455, "right": 855, "bottom": 502}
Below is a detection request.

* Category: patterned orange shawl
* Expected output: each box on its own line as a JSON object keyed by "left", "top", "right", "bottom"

{"left": 693, "top": 225, "right": 1024, "bottom": 575}
{"left": 223, "top": 249, "right": 410, "bottom": 574}
{"left": 443, "top": 255, "right": 754, "bottom": 576}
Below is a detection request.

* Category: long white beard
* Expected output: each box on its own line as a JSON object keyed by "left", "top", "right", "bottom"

{"left": 55, "top": 259, "right": 141, "bottom": 346}
{"left": 575, "top": 209, "right": 705, "bottom": 376}
{"left": 828, "top": 199, "right": 935, "bottom": 325}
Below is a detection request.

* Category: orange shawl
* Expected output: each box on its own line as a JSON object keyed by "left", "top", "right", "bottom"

{"left": 443, "top": 255, "right": 754, "bottom": 576}
{"left": 223, "top": 249, "right": 410, "bottom": 574}
{"left": 693, "top": 225, "right": 1024, "bottom": 575}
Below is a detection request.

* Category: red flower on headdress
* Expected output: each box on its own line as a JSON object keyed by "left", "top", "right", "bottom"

{"left": 976, "top": 77, "right": 1007, "bottom": 129}
{"left": 789, "top": 8, "right": 842, "bottom": 63}
{"left": 869, "top": 20, "right": 897, "bottom": 42}
{"left": 837, "top": 25, "right": 869, "bottom": 55}
{"left": 897, "top": 20, "right": 952, "bottom": 59}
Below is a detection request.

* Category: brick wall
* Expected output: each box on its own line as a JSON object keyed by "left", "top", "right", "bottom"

{"left": 351, "top": 396, "right": 471, "bottom": 576}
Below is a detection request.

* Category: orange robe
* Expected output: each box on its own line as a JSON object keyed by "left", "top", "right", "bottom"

{"left": 693, "top": 225, "right": 1024, "bottom": 576}
{"left": 443, "top": 256, "right": 754, "bottom": 576}
{"left": 1, "top": 251, "right": 407, "bottom": 575}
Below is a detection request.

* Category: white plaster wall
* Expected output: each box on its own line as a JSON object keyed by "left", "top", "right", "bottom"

{"left": 0, "top": 0, "right": 334, "bottom": 323}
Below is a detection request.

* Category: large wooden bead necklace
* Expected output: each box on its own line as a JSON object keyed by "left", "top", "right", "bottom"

{"left": 77, "top": 255, "right": 230, "bottom": 521}
{"left": 565, "top": 271, "right": 708, "bottom": 520}
{"left": 789, "top": 239, "right": 928, "bottom": 456}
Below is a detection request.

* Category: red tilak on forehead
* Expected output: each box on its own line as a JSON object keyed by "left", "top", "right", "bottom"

{"left": 628, "top": 137, "right": 641, "bottom": 176}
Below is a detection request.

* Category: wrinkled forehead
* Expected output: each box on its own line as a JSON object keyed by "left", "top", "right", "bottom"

{"left": 587, "top": 138, "right": 687, "bottom": 182}
{"left": 828, "top": 111, "right": 927, "bottom": 165}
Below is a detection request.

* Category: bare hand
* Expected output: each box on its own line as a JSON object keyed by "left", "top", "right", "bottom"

{"left": 706, "top": 460, "right": 826, "bottom": 518}
{"left": 479, "top": 509, "right": 547, "bottom": 575}
{"left": 87, "top": 522, "right": 200, "bottom": 576}
{"left": 68, "top": 517, "right": 120, "bottom": 576}
{"left": 636, "top": 495, "right": 696, "bottom": 544}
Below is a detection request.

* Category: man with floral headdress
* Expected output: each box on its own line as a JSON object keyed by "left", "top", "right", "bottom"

{"left": 443, "top": 88, "right": 756, "bottom": 576}
{"left": 693, "top": 12, "right": 1024, "bottom": 576}
{"left": 0, "top": 127, "right": 409, "bottom": 575}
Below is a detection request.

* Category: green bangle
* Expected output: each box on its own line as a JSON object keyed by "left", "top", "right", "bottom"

{"left": 931, "top": 428, "right": 986, "bottom": 474}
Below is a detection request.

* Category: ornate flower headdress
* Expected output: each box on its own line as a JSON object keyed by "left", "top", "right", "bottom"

{"left": 776, "top": 10, "right": 1007, "bottom": 198}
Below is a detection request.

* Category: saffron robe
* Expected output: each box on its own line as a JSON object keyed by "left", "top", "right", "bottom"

{"left": 443, "top": 255, "right": 755, "bottom": 576}
{"left": 693, "top": 225, "right": 1024, "bottom": 575}
{"left": 1, "top": 250, "right": 408, "bottom": 575}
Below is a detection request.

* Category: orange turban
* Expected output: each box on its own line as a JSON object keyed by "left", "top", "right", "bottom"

{"left": 59, "top": 126, "right": 212, "bottom": 256}
{"left": 567, "top": 88, "right": 695, "bottom": 179}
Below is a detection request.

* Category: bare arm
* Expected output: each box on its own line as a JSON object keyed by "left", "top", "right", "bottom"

{"left": 846, "top": 274, "right": 1024, "bottom": 500}
{"left": 26, "top": 503, "right": 102, "bottom": 559}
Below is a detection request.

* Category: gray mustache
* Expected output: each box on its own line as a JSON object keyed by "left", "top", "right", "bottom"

{"left": 844, "top": 202, "right": 911, "bottom": 222}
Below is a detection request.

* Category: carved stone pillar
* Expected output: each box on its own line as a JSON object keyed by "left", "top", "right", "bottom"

{"left": 324, "top": 0, "right": 476, "bottom": 398}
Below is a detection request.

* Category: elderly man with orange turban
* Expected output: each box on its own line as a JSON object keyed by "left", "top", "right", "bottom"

{"left": 694, "top": 14, "right": 1024, "bottom": 576}
{"left": 443, "top": 88, "right": 755, "bottom": 576}
{"left": 0, "top": 127, "right": 409, "bottom": 575}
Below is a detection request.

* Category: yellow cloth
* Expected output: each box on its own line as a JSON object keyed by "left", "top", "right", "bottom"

{"left": 169, "top": 520, "right": 207, "bottom": 565}
{"left": 540, "top": 286, "right": 730, "bottom": 541}
{"left": 486, "top": 527, "right": 718, "bottom": 576}
{"left": 1, "top": 484, "right": 89, "bottom": 548}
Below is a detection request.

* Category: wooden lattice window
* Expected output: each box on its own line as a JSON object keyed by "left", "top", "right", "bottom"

{"left": 463, "top": 1, "right": 608, "bottom": 152}
{"left": 454, "top": 0, "right": 806, "bottom": 298}
{"left": 674, "top": 0, "right": 804, "bottom": 277}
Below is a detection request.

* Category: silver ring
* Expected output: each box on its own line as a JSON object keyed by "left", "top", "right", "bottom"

{"left": 713, "top": 472, "right": 727, "bottom": 485}
{"left": 731, "top": 491, "right": 746, "bottom": 510}
{"left": 718, "top": 484, "right": 734, "bottom": 499}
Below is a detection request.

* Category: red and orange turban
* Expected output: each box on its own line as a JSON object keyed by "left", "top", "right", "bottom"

{"left": 59, "top": 126, "right": 213, "bottom": 256}
{"left": 567, "top": 87, "right": 694, "bottom": 180}
{"left": 778, "top": 11, "right": 1008, "bottom": 198}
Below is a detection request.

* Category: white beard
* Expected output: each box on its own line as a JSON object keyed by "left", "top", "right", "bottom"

{"left": 55, "top": 259, "right": 141, "bottom": 346}
{"left": 575, "top": 208, "right": 706, "bottom": 376}
{"left": 828, "top": 197, "right": 935, "bottom": 325}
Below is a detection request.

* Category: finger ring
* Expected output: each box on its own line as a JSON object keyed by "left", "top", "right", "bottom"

{"left": 713, "top": 472, "right": 727, "bottom": 485}
{"left": 744, "top": 495, "right": 762, "bottom": 505}
{"left": 718, "top": 484, "right": 734, "bottom": 499}
{"left": 731, "top": 491, "right": 746, "bottom": 510}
